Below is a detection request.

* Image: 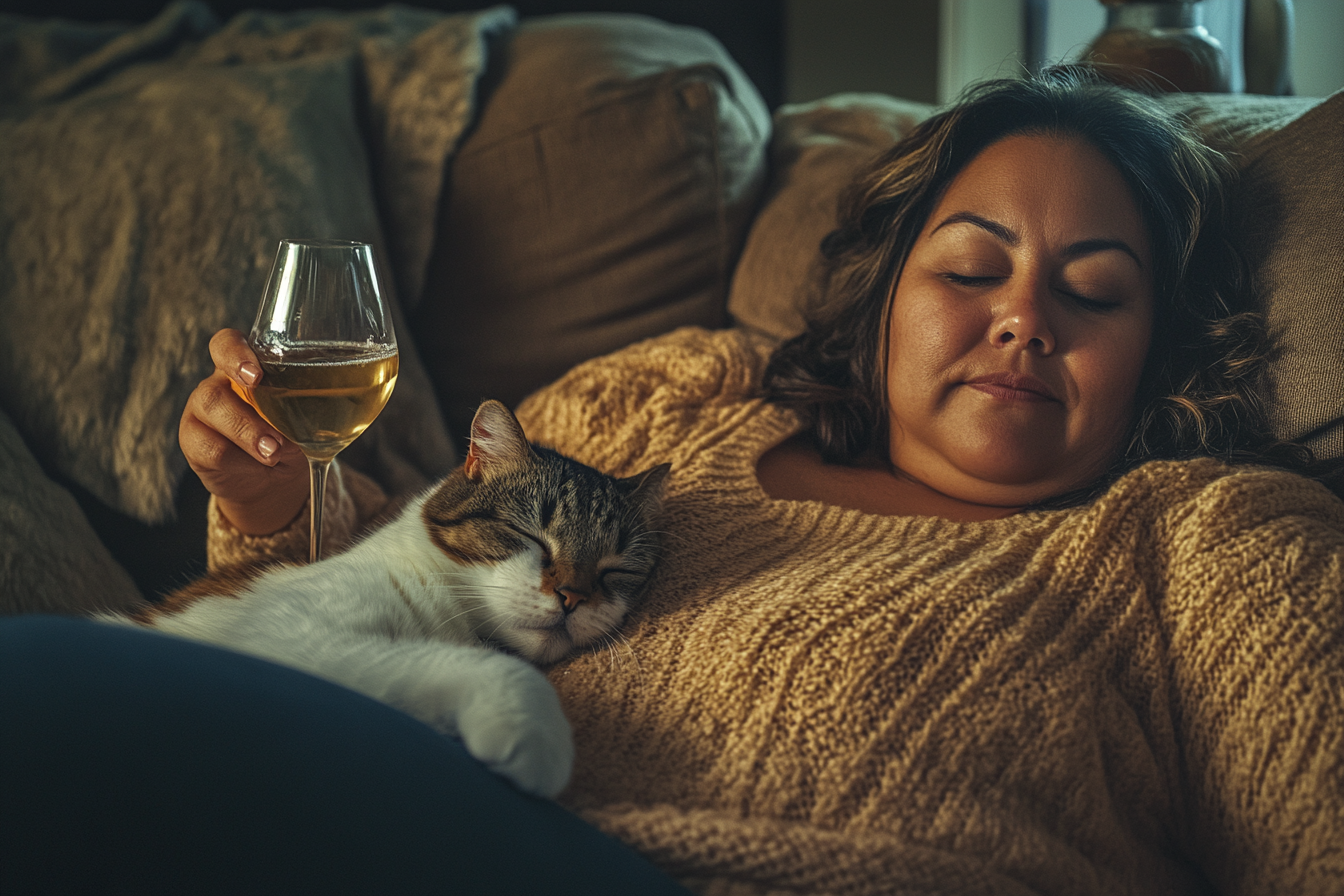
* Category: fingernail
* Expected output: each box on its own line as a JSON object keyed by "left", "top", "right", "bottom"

{"left": 239, "top": 363, "right": 261, "bottom": 386}
{"left": 258, "top": 436, "right": 279, "bottom": 459}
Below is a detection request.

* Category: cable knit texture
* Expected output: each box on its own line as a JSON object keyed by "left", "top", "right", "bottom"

{"left": 207, "top": 327, "right": 1344, "bottom": 895}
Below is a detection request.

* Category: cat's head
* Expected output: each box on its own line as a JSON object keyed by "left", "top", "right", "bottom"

{"left": 422, "top": 400, "right": 669, "bottom": 665}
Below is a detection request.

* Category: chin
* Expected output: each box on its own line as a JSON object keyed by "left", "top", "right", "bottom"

{"left": 940, "top": 420, "right": 1107, "bottom": 491}
{"left": 506, "top": 626, "right": 574, "bottom": 665}
{"left": 946, "top": 440, "right": 1058, "bottom": 487}
{"left": 950, "top": 448, "right": 1112, "bottom": 506}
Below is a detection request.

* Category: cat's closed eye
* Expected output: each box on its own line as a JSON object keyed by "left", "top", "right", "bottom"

{"left": 509, "top": 525, "right": 552, "bottom": 566}
{"left": 599, "top": 568, "right": 643, "bottom": 595}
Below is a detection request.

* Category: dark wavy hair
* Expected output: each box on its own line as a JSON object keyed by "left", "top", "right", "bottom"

{"left": 762, "top": 66, "right": 1320, "bottom": 507}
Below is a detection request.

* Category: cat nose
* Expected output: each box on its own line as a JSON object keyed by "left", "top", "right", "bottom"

{"left": 556, "top": 587, "right": 589, "bottom": 615}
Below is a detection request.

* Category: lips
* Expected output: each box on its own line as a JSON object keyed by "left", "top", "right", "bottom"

{"left": 963, "top": 372, "right": 1059, "bottom": 403}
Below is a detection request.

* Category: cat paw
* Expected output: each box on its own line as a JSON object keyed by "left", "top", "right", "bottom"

{"left": 457, "top": 658, "right": 574, "bottom": 799}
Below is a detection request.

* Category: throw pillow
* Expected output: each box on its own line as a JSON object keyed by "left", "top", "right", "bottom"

{"left": 1220, "top": 90, "right": 1343, "bottom": 459}
{"left": 411, "top": 13, "right": 772, "bottom": 439}
{"left": 727, "top": 93, "right": 932, "bottom": 341}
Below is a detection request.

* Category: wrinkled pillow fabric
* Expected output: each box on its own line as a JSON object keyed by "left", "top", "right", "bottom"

{"left": 190, "top": 3, "right": 516, "bottom": 311}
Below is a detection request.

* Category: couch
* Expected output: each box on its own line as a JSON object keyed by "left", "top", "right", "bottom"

{"left": 1, "top": 3, "right": 1341, "bottom": 626}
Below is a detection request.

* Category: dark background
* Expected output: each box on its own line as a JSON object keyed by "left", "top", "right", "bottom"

{"left": 0, "top": 0, "right": 788, "bottom": 108}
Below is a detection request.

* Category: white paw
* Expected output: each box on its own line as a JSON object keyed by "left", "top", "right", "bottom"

{"left": 456, "top": 658, "right": 574, "bottom": 799}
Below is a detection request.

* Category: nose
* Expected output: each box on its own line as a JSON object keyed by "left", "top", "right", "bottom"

{"left": 990, "top": 278, "right": 1055, "bottom": 354}
{"left": 555, "top": 586, "right": 589, "bottom": 615}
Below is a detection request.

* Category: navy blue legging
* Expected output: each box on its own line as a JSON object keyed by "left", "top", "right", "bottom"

{"left": 0, "top": 615, "right": 689, "bottom": 895}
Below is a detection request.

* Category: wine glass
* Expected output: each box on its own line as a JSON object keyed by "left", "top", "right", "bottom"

{"left": 247, "top": 239, "right": 399, "bottom": 563}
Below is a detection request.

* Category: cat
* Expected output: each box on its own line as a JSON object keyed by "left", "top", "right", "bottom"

{"left": 103, "top": 400, "right": 668, "bottom": 798}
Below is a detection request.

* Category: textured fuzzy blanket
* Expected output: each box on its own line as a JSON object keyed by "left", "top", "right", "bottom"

{"left": 0, "top": 1, "right": 511, "bottom": 523}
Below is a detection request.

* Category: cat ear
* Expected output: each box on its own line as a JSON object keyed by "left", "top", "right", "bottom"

{"left": 463, "top": 400, "right": 533, "bottom": 481}
{"left": 617, "top": 463, "right": 670, "bottom": 521}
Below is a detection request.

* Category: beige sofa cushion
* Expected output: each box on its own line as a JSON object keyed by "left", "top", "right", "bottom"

{"left": 727, "top": 93, "right": 932, "bottom": 340}
{"left": 1222, "top": 91, "right": 1343, "bottom": 459}
{"left": 1162, "top": 91, "right": 1343, "bottom": 459}
{"left": 411, "top": 13, "right": 771, "bottom": 439}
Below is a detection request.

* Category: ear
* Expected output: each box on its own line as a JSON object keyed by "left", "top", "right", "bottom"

{"left": 463, "top": 400, "right": 533, "bottom": 481}
{"left": 616, "top": 463, "right": 670, "bottom": 522}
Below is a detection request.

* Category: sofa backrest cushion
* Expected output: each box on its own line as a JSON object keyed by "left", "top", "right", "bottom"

{"left": 1216, "top": 91, "right": 1343, "bottom": 460}
{"left": 727, "top": 93, "right": 933, "bottom": 341}
{"left": 410, "top": 13, "right": 771, "bottom": 440}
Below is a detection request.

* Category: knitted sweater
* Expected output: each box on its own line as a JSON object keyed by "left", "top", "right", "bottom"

{"left": 209, "top": 327, "right": 1344, "bottom": 896}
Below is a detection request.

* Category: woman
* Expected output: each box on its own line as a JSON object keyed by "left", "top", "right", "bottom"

{"left": 58, "top": 70, "right": 1344, "bottom": 893}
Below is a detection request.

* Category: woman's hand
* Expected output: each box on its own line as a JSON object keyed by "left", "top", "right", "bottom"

{"left": 179, "top": 329, "right": 310, "bottom": 535}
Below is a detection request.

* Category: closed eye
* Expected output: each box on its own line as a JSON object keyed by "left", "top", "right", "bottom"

{"left": 947, "top": 273, "right": 1121, "bottom": 312}
{"left": 1056, "top": 288, "right": 1121, "bottom": 312}
{"left": 599, "top": 568, "right": 644, "bottom": 592}
{"left": 944, "top": 273, "right": 1000, "bottom": 287}
{"left": 505, "top": 524, "right": 551, "bottom": 565}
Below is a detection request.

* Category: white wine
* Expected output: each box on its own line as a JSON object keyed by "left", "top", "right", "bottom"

{"left": 251, "top": 343, "right": 399, "bottom": 460}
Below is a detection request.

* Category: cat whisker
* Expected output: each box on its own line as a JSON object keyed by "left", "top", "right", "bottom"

{"left": 433, "top": 601, "right": 490, "bottom": 630}
{"left": 617, "top": 631, "right": 643, "bottom": 676}
{"left": 423, "top": 575, "right": 498, "bottom": 589}
{"left": 434, "top": 584, "right": 510, "bottom": 598}
{"left": 637, "top": 527, "right": 688, "bottom": 549}
{"left": 597, "top": 633, "right": 620, "bottom": 674}
{"left": 599, "top": 630, "right": 643, "bottom": 681}
{"left": 482, "top": 615, "right": 515, "bottom": 644}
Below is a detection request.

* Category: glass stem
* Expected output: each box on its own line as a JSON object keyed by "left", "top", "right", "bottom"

{"left": 307, "top": 456, "right": 333, "bottom": 564}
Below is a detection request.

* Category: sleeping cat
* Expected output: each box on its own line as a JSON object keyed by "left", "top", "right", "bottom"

{"left": 103, "top": 400, "right": 668, "bottom": 799}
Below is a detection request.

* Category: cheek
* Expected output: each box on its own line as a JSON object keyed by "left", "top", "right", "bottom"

{"left": 1070, "top": 322, "right": 1151, "bottom": 433}
{"left": 887, "top": 283, "right": 980, "bottom": 405}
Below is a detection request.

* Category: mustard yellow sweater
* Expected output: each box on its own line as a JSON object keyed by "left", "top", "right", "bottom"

{"left": 210, "top": 327, "right": 1344, "bottom": 896}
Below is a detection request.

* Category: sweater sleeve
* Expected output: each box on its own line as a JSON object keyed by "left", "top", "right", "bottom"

{"left": 514, "top": 326, "right": 774, "bottom": 478}
{"left": 1160, "top": 466, "right": 1344, "bottom": 895}
{"left": 204, "top": 461, "right": 392, "bottom": 571}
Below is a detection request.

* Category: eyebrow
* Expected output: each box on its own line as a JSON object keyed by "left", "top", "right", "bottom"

{"left": 931, "top": 212, "right": 1145, "bottom": 270}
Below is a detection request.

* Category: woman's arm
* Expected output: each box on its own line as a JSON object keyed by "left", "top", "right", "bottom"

{"left": 1162, "top": 470, "right": 1344, "bottom": 894}
{"left": 203, "top": 462, "right": 390, "bottom": 571}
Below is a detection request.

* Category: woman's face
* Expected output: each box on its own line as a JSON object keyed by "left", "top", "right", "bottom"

{"left": 885, "top": 132, "right": 1154, "bottom": 507}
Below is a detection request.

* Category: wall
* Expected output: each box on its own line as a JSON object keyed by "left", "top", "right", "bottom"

{"left": 1287, "top": 0, "right": 1344, "bottom": 98}
{"left": 1041, "top": 0, "right": 1342, "bottom": 98}
{"left": 785, "top": 0, "right": 940, "bottom": 105}
{"left": 785, "top": 0, "right": 1342, "bottom": 106}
